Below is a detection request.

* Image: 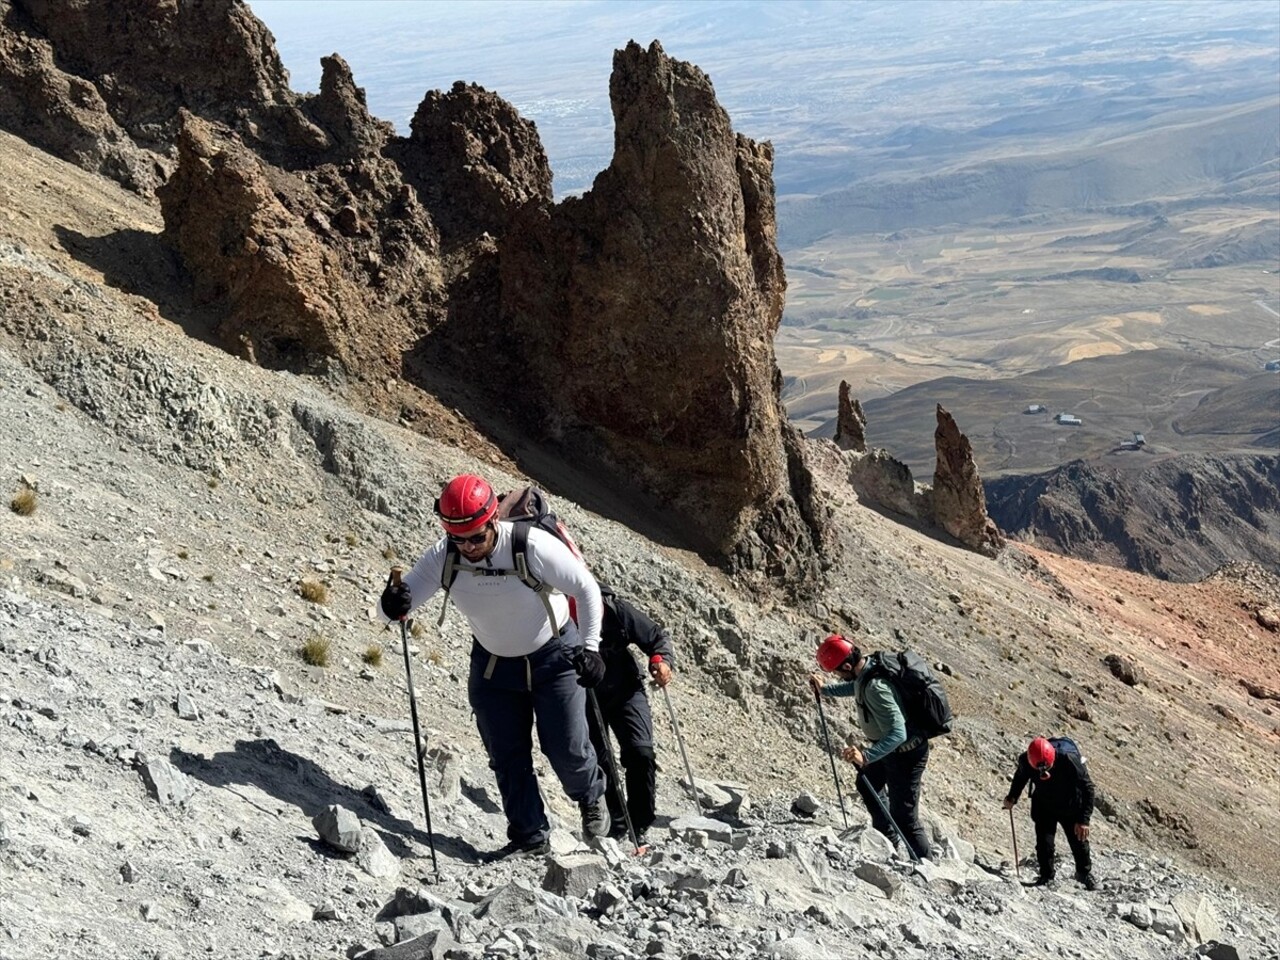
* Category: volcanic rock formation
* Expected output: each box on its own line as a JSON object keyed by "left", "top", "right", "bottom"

{"left": 0, "top": 0, "right": 324, "bottom": 193}
{"left": 2, "top": 3, "right": 829, "bottom": 577}
{"left": 834, "top": 381, "right": 868, "bottom": 453}
{"left": 932, "top": 404, "right": 1004, "bottom": 557}
{"left": 498, "top": 40, "right": 824, "bottom": 573}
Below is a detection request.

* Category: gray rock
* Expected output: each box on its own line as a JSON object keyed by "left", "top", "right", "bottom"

{"left": 376, "top": 886, "right": 448, "bottom": 921}
{"left": 175, "top": 689, "right": 200, "bottom": 720}
{"left": 854, "top": 862, "right": 901, "bottom": 899}
{"left": 1198, "top": 943, "right": 1242, "bottom": 960}
{"left": 135, "top": 755, "right": 194, "bottom": 806}
{"left": 594, "top": 883, "right": 627, "bottom": 913}
{"left": 393, "top": 912, "right": 449, "bottom": 943}
{"left": 542, "top": 853, "right": 610, "bottom": 899}
{"left": 668, "top": 815, "right": 736, "bottom": 845}
{"left": 1174, "top": 891, "right": 1224, "bottom": 944}
{"left": 357, "top": 827, "right": 400, "bottom": 878}
{"left": 791, "top": 792, "right": 820, "bottom": 817}
{"left": 475, "top": 878, "right": 576, "bottom": 924}
{"left": 312, "top": 804, "right": 363, "bottom": 853}
{"left": 354, "top": 928, "right": 454, "bottom": 960}
{"left": 313, "top": 902, "right": 340, "bottom": 921}
{"left": 119, "top": 861, "right": 138, "bottom": 883}
{"left": 1150, "top": 904, "right": 1184, "bottom": 941}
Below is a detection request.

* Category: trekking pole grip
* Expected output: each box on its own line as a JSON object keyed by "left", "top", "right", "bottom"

{"left": 390, "top": 566, "right": 403, "bottom": 586}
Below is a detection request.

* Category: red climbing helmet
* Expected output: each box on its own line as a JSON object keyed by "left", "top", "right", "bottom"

{"left": 1028, "top": 737, "right": 1056, "bottom": 777}
{"left": 435, "top": 474, "right": 498, "bottom": 534}
{"left": 816, "top": 634, "right": 860, "bottom": 672}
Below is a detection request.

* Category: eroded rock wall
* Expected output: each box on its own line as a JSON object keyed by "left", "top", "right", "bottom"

{"left": 498, "top": 41, "right": 823, "bottom": 571}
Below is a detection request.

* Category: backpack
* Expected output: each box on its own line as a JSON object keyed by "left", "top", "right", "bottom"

{"left": 1048, "top": 736, "right": 1083, "bottom": 767}
{"left": 437, "top": 485, "right": 583, "bottom": 636}
{"left": 860, "top": 650, "right": 954, "bottom": 739}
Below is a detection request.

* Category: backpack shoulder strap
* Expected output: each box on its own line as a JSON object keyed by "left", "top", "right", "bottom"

{"left": 437, "top": 540, "right": 461, "bottom": 627}
{"left": 511, "top": 520, "right": 560, "bottom": 638}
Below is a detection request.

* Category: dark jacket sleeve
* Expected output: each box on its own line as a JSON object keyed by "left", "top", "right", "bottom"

{"left": 1006, "top": 754, "right": 1032, "bottom": 804}
{"left": 610, "top": 595, "right": 675, "bottom": 663}
{"left": 1072, "top": 755, "right": 1095, "bottom": 824}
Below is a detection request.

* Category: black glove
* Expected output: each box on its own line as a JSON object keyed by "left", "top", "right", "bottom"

{"left": 572, "top": 649, "right": 606, "bottom": 688}
{"left": 380, "top": 575, "right": 411, "bottom": 621}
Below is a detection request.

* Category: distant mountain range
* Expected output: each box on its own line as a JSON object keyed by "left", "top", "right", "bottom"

{"left": 986, "top": 453, "right": 1280, "bottom": 581}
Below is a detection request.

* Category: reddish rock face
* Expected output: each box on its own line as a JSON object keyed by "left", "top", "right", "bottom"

{"left": 498, "top": 41, "right": 822, "bottom": 570}
{"left": 933, "top": 404, "right": 1004, "bottom": 556}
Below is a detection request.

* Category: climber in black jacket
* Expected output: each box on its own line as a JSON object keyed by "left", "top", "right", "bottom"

{"left": 1004, "top": 736, "right": 1097, "bottom": 889}
{"left": 585, "top": 586, "right": 675, "bottom": 843}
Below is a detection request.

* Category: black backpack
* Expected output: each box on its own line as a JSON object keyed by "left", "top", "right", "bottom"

{"left": 860, "top": 650, "right": 954, "bottom": 739}
{"left": 436, "top": 485, "right": 584, "bottom": 635}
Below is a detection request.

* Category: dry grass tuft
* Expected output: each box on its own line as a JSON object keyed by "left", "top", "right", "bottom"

{"left": 361, "top": 644, "right": 384, "bottom": 668}
{"left": 301, "top": 635, "right": 332, "bottom": 667}
{"left": 298, "top": 579, "right": 328, "bottom": 604}
{"left": 382, "top": 546, "right": 398, "bottom": 561}
{"left": 10, "top": 488, "right": 37, "bottom": 516}
{"left": 426, "top": 648, "right": 444, "bottom": 666}
{"left": 410, "top": 620, "right": 425, "bottom": 639}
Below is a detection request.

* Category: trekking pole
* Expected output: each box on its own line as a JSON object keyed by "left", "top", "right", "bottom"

{"left": 855, "top": 769, "right": 920, "bottom": 863}
{"left": 1009, "top": 806, "right": 1021, "bottom": 880}
{"left": 658, "top": 684, "right": 704, "bottom": 817}
{"left": 586, "top": 687, "right": 644, "bottom": 855}
{"left": 391, "top": 568, "right": 439, "bottom": 879}
{"left": 812, "top": 687, "right": 850, "bottom": 830}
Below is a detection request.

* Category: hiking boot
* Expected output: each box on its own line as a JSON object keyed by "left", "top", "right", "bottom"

{"left": 484, "top": 837, "right": 550, "bottom": 863}
{"left": 580, "top": 794, "right": 611, "bottom": 838}
{"left": 1078, "top": 872, "right": 1097, "bottom": 891}
{"left": 1030, "top": 874, "right": 1055, "bottom": 887}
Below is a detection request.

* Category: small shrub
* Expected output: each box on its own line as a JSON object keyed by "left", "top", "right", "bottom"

{"left": 426, "top": 648, "right": 443, "bottom": 666}
{"left": 207, "top": 478, "right": 219, "bottom": 489}
{"left": 361, "top": 644, "right": 383, "bottom": 668}
{"left": 382, "top": 546, "right": 398, "bottom": 561}
{"left": 298, "top": 579, "right": 328, "bottom": 604}
{"left": 344, "top": 533, "right": 358, "bottom": 547}
{"left": 410, "top": 620, "right": 425, "bottom": 639}
{"left": 9, "top": 489, "right": 37, "bottom": 516}
{"left": 177, "top": 550, "right": 189, "bottom": 560}
{"left": 201, "top": 573, "right": 215, "bottom": 583}
{"left": 301, "top": 635, "right": 332, "bottom": 667}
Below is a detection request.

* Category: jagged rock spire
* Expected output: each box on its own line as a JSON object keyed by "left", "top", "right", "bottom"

{"left": 499, "top": 40, "right": 824, "bottom": 575}
{"left": 835, "top": 381, "right": 868, "bottom": 453}
{"left": 932, "top": 404, "right": 1004, "bottom": 556}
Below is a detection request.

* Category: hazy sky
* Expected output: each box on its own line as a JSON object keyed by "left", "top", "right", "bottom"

{"left": 247, "top": 1, "right": 1280, "bottom": 196}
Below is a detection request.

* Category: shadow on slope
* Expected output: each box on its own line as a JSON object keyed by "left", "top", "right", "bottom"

{"left": 171, "top": 738, "right": 482, "bottom": 865}
{"left": 52, "top": 224, "right": 222, "bottom": 345}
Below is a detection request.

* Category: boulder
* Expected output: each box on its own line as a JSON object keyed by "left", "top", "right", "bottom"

{"left": 312, "top": 804, "right": 362, "bottom": 854}
{"left": 541, "top": 853, "right": 610, "bottom": 900}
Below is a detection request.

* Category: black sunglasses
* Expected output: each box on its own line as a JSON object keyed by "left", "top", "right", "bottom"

{"left": 448, "top": 529, "right": 490, "bottom": 546}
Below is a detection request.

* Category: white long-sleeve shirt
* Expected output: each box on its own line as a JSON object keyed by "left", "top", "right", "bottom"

{"left": 387, "top": 521, "right": 603, "bottom": 656}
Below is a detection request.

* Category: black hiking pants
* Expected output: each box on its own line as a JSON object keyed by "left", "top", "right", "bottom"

{"left": 1034, "top": 813, "right": 1092, "bottom": 879}
{"left": 857, "top": 740, "right": 932, "bottom": 860}
{"left": 467, "top": 636, "right": 605, "bottom": 846}
{"left": 585, "top": 678, "right": 657, "bottom": 836}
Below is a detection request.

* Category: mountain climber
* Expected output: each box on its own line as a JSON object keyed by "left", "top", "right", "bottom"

{"left": 1003, "top": 735, "right": 1097, "bottom": 890}
{"left": 809, "top": 634, "right": 932, "bottom": 860}
{"left": 586, "top": 586, "right": 676, "bottom": 844}
{"left": 379, "top": 473, "right": 610, "bottom": 858}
